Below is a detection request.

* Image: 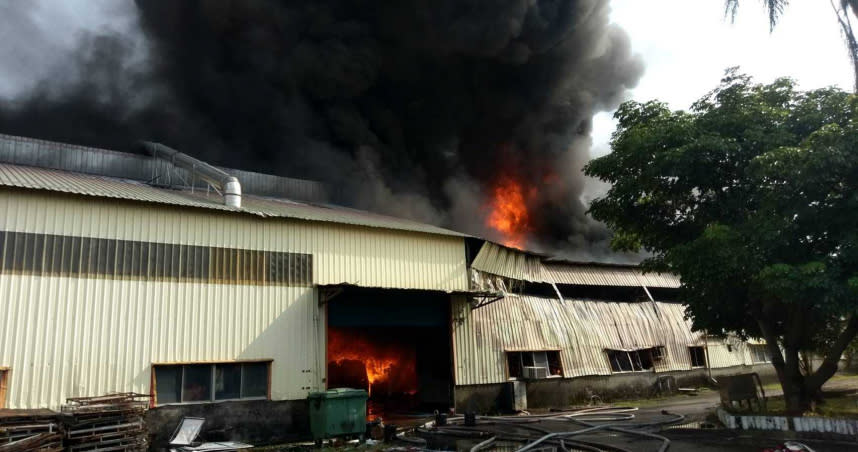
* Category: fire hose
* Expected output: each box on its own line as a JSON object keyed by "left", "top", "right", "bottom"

{"left": 417, "top": 406, "right": 683, "bottom": 452}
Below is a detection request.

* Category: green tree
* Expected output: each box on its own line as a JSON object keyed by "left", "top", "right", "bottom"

{"left": 584, "top": 72, "right": 858, "bottom": 414}
{"left": 723, "top": 0, "right": 858, "bottom": 90}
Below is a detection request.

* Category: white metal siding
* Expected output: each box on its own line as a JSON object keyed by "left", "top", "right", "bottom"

{"left": 0, "top": 190, "right": 468, "bottom": 292}
{"left": 0, "top": 189, "right": 466, "bottom": 408}
{"left": 0, "top": 277, "right": 322, "bottom": 409}
{"left": 452, "top": 295, "right": 748, "bottom": 386}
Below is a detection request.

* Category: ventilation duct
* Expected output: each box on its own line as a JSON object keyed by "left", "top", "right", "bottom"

{"left": 139, "top": 141, "right": 242, "bottom": 208}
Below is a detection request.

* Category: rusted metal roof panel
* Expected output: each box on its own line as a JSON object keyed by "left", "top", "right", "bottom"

{"left": 0, "top": 163, "right": 467, "bottom": 237}
{"left": 543, "top": 262, "right": 681, "bottom": 288}
{"left": 452, "top": 295, "right": 746, "bottom": 386}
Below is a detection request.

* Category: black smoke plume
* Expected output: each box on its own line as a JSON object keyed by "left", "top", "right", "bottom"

{"left": 0, "top": 0, "right": 643, "bottom": 259}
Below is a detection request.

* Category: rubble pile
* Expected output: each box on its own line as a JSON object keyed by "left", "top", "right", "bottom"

{"left": 61, "top": 393, "right": 149, "bottom": 452}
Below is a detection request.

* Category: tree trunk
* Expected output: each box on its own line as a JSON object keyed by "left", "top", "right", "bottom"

{"left": 760, "top": 314, "right": 858, "bottom": 415}
{"left": 758, "top": 319, "right": 813, "bottom": 414}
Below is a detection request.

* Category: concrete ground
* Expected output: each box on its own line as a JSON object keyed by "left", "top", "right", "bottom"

{"left": 413, "top": 375, "right": 858, "bottom": 451}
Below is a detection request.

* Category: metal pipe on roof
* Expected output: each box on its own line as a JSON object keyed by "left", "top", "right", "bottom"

{"left": 139, "top": 141, "right": 242, "bottom": 208}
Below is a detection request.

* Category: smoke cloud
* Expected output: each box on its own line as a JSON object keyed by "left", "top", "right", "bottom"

{"left": 0, "top": 0, "right": 643, "bottom": 261}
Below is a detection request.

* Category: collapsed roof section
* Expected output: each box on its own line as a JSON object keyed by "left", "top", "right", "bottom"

{"left": 469, "top": 241, "right": 680, "bottom": 303}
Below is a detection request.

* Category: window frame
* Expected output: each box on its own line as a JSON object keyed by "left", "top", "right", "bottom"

{"left": 506, "top": 350, "right": 563, "bottom": 380}
{"left": 688, "top": 346, "right": 707, "bottom": 368}
{"left": 152, "top": 360, "right": 272, "bottom": 405}
{"left": 605, "top": 348, "right": 661, "bottom": 374}
{"left": 749, "top": 344, "right": 772, "bottom": 363}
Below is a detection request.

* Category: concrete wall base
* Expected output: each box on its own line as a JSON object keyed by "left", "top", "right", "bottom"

{"left": 454, "top": 364, "right": 777, "bottom": 413}
{"left": 145, "top": 399, "right": 309, "bottom": 449}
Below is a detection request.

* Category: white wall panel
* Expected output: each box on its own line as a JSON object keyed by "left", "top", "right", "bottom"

{"left": 0, "top": 276, "right": 320, "bottom": 409}
{"left": 0, "top": 190, "right": 468, "bottom": 292}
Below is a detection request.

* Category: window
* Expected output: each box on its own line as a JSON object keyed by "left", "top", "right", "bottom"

{"left": 689, "top": 346, "right": 707, "bottom": 367}
{"left": 0, "top": 368, "right": 8, "bottom": 408}
{"left": 507, "top": 351, "right": 562, "bottom": 379}
{"left": 153, "top": 362, "right": 270, "bottom": 404}
{"left": 606, "top": 348, "right": 662, "bottom": 373}
{"left": 750, "top": 344, "right": 772, "bottom": 363}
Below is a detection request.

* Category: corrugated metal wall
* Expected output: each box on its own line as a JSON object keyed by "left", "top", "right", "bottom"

{"left": 0, "top": 278, "right": 320, "bottom": 409}
{"left": 0, "top": 189, "right": 467, "bottom": 408}
{"left": 0, "top": 190, "right": 468, "bottom": 291}
{"left": 452, "top": 295, "right": 750, "bottom": 386}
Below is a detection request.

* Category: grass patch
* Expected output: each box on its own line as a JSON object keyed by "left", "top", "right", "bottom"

{"left": 726, "top": 390, "right": 858, "bottom": 419}
{"left": 606, "top": 387, "right": 714, "bottom": 408}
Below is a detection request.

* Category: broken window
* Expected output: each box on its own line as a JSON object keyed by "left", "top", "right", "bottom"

{"left": 507, "top": 351, "right": 562, "bottom": 379}
{"left": 0, "top": 368, "right": 8, "bottom": 408}
{"left": 749, "top": 345, "right": 771, "bottom": 363}
{"left": 153, "top": 362, "right": 271, "bottom": 405}
{"left": 689, "top": 346, "right": 707, "bottom": 367}
{"left": 606, "top": 348, "right": 660, "bottom": 373}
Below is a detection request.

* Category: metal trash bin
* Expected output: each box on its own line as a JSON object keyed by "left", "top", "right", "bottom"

{"left": 308, "top": 388, "right": 368, "bottom": 442}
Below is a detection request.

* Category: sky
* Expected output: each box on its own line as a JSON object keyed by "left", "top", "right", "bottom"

{"left": 591, "top": 0, "right": 855, "bottom": 158}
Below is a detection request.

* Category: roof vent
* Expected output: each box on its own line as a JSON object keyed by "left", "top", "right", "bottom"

{"left": 139, "top": 141, "right": 242, "bottom": 208}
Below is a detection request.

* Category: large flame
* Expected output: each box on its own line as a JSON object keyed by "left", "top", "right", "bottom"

{"left": 487, "top": 176, "right": 533, "bottom": 249}
{"left": 327, "top": 328, "right": 417, "bottom": 397}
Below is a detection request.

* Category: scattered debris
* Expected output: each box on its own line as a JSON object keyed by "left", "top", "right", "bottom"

{"left": 415, "top": 406, "right": 686, "bottom": 452}
{"left": 168, "top": 417, "right": 252, "bottom": 452}
{"left": 0, "top": 409, "right": 62, "bottom": 452}
{"left": 61, "top": 393, "right": 149, "bottom": 452}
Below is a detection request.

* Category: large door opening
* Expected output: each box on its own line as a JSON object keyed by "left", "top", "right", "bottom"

{"left": 325, "top": 287, "right": 452, "bottom": 419}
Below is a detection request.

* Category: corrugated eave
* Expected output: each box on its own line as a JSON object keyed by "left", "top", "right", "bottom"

{"left": 0, "top": 162, "right": 468, "bottom": 238}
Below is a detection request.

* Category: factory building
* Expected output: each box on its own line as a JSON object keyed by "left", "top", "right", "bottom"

{"left": 0, "top": 134, "right": 772, "bottom": 444}
{"left": 453, "top": 242, "right": 774, "bottom": 411}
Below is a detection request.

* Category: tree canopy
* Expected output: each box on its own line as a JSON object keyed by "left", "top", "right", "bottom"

{"left": 585, "top": 71, "right": 858, "bottom": 413}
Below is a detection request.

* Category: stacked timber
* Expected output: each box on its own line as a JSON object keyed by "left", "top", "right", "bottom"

{"left": 0, "top": 409, "right": 63, "bottom": 452}
{"left": 60, "top": 394, "right": 149, "bottom": 452}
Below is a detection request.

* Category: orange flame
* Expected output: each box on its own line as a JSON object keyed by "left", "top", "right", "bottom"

{"left": 487, "top": 176, "right": 533, "bottom": 249}
{"left": 327, "top": 328, "right": 417, "bottom": 397}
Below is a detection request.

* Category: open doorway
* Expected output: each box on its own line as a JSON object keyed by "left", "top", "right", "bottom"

{"left": 324, "top": 287, "right": 452, "bottom": 419}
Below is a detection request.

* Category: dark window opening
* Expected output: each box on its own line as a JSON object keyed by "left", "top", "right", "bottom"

{"left": 507, "top": 351, "right": 562, "bottom": 379}
{"left": 153, "top": 362, "right": 271, "bottom": 404}
{"left": 689, "top": 346, "right": 707, "bottom": 367}
{"left": 606, "top": 348, "right": 660, "bottom": 373}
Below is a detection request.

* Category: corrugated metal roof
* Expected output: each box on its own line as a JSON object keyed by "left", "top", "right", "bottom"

{"left": 0, "top": 163, "right": 467, "bottom": 237}
{"left": 543, "top": 262, "right": 681, "bottom": 288}
{"left": 470, "top": 241, "right": 680, "bottom": 288}
{"left": 0, "top": 133, "right": 328, "bottom": 202}
{"left": 471, "top": 241, "right": 548, "bottom": 282}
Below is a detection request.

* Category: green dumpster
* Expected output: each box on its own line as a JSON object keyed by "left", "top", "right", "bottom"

{"left": 308, "top": 388, "right": 368, "bottom": 442}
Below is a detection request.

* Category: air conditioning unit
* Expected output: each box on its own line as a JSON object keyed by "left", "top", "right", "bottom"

{"left": 522, "top": 366, "right": 548, "bottom": 379}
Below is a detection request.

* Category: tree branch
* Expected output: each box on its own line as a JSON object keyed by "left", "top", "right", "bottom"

{"left": 808, "top": 313, "right": 858, "bottom": 389}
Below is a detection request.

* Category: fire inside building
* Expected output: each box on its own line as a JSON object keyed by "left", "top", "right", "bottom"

{"left": 0, "top": 134, "right": 776, "bottom": 445}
